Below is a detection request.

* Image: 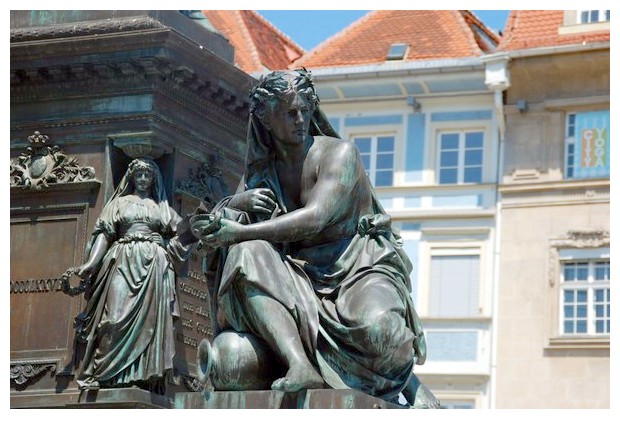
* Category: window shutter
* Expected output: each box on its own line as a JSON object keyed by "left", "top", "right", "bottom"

{"left": 430, "top": 255, "right": 480, "bottom": 317}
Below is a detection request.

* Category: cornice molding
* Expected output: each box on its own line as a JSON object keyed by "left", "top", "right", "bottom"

{"left": 501, "top": 184, "right": 610, "bottom": 208}
{"left": 10, "top": 16, "right": 166, "bottom": 43}
{"left": 11, "top": 56, "right": 250, "bottom": 134}
{"left": 500, "top": 178, "right": 610, "bottom": 193}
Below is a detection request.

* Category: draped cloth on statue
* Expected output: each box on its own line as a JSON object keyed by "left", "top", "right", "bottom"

{"left": 209, "top": 104, "right": 426, "bottom": 400}
{"left": 77, "top": 163, "right": 189, "bottom": 388}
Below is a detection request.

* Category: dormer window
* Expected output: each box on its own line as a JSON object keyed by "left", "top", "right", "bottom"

{"left": 559, "top": 11, "right": 610, "bottom": 35}
{"left": 386, "top": 43, "right": 407, "bottom": 61}
{"left": 578, "top": 10, "right": 610, "bottom": 24}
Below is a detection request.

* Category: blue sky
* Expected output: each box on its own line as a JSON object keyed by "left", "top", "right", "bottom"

{"left": 257, "top": 10, "right": 510, "bottom": 51}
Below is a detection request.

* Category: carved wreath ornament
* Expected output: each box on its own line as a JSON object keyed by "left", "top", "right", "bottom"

{"left": 10, "top": 131, "right": 95, "bottom": 189}
{"left": 60, "top": 267, "right": 91, "bottom": 296}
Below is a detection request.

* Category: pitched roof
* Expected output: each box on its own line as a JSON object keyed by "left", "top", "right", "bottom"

{"left": 294, "top": 10, "right": 499, "bottom": 69}
{"left": 499, "top": 10, "right": 610, "bottom": 51}
{"left": 203, "top": 10, "right": 304, "bottom": 74}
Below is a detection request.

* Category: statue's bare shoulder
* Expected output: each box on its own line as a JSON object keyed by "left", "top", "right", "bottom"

{"left": 310, "top": 135, "right": 361, "bottom": 172}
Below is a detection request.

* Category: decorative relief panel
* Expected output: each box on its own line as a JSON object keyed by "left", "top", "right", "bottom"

{"left": 10, "top": 360, "right": 58, "bottom": 388}
{"left": 10, "top": 131, "right": 96, "bottom": 189}
{"left": 176, "top": 159, "right": 229, "bottom": 209}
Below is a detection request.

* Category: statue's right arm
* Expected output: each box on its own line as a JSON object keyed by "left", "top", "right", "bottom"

{"left": 75, "top": 233, "right": 110, "bottom": 277}
{"left": 201, "top": 141, "right": 360, "bottom": 246}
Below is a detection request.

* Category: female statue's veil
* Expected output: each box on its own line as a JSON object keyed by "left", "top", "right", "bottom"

{"left": 83, "top": 158, "right": 177, "bottom": 259}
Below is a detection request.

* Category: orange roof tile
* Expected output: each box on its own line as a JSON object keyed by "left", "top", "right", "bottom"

{"left": 203, "top": 10, "right": 304, "bottom": 74}
{"left": 295, "top": 10, "right": 499, "bottom": 69}
{"left": 499, "top": 10, "right": 610, "bottom": 51}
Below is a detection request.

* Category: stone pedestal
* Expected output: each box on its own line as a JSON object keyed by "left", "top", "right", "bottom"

{"left": 11, "top": 387, "right": 406, "bottom": 409}
{"left": 175, "top": 389, "right": 406, "bottom": 409}
{"left": 10, "top": 10, "right": 253, "bottom": 401}
{"left": 11, "top": 387, "right": 173, "bottom": 409}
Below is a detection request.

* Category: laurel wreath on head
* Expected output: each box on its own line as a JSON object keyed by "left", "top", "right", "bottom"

{"left": 60, "top": 267, "right": 91, "bottom": 296}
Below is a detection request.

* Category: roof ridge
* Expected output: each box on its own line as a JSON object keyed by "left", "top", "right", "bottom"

{"left": 235, "top": 11, "right": 263, "bottom": 71}
{"left": 454, "top": 10, "right": 482, "bottom": 56}
{"left": 464, "top": 10, "right": 501, "bottom": 43}
{"left": 458, "top": 10, "right": 501, "bottom": 55}
{"left": 497, "top": 10, "right": 519, "bottom": 50}
{"left": 294, "top": 10, "right": 375, "bottom": 68}
{"left": 253, "top": 10, "right": 305, "bottom": 56}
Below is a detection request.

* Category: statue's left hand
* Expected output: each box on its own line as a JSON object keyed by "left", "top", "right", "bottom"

{"left": 200, "top": 218, "right": 245, "bottom": 247}
{"left": 74, "top": 263, "right": 96, "bottom": 278}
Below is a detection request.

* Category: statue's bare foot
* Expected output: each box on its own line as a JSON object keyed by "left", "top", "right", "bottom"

{"left": 271, "top": 364, "right": 324, "bottom": 392}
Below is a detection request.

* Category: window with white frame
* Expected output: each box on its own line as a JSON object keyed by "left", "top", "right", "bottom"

{"left": 353, "top": 135, "right": 395, "bottom": 187}
{"left": 564, "top": 112, "right": 576, "bottom": 178}
{"left": 429, "top": 254, "right": 480, "bottom": 317}
{"left": 561, "top": 259, "right": 610, "bottom": 335}
{"left": 437, "top": 131, "right": 484, "bottom": 185}
{"left": 578, "top": 10, "right": 610, "bottom": 24}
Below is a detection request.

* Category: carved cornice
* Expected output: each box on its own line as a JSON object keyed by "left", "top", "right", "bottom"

{"left": 10, "top": 131, "right": 96, "bottom": 189}
{"left": 10, "top": 360, "right": 58, "bottom": 387}
{"left": 548, "top": 229, "right": 610, "bottom": 288}
{"left": 550, "top": 229, "right": 610, "bottom": 250}
{"left": 10, "top": 16, "right": 166, "bottom": 43}
{"left": 11, "top": 57, "right": 250, "bottom": 134}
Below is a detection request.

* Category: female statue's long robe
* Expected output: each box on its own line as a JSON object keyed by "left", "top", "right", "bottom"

{"left": 77, "top": 161, "right": 189, "bottom": 388}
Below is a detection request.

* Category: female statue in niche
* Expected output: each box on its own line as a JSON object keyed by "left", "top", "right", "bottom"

{"left": 74, "top": 158, "right": 190, "bottom": 393}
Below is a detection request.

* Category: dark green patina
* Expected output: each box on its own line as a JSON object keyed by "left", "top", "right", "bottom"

{"left": 191, "top": 70, "right": 439, "bottom": 408}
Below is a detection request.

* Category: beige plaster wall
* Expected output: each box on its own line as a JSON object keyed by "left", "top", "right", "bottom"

{"left": 495, "top": 201, "right": 610, "bottom": 408}
{"left": 496, "top": 45, "right": 610, "bottom": 407}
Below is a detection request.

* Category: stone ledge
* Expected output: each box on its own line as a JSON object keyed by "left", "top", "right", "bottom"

{"left": 12, "top": 387, "right": 406, "bottom": 409}
{"left": 175, "top": 389, "right": 406, "bottom": 409}
{"left": 69, "top": 387, "right": 173, "bottom": 408}
{"left": 11, "top": 387, "right": 173, "bottom": 409}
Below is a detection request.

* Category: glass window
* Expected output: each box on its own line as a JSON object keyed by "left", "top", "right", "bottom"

{"left": 564, "top": 112, "right": 576, "bottom": 178}
{"left": 561, "top": 259, "right": 610, "bottom": 336}
{"left": 353, "top": 135, "right": 395, "bottom": 187}
{"left": 579, "top": 10, "right": 610, "bottom": 23}
{"left": 387, "top": 43, "right": 407, "bottom": 60}
{"left": 438, "top": 131, "right": 484, "bottom": 185}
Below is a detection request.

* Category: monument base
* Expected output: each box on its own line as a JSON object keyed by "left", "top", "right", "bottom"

{"left": 11, "top": 387, "right": 406, "bottom": 409}
{"left": 175, "top": 389, "right": 406, "bottom": 409}
{"left": 11, "top": 387, "right": 172, "bottom": 409}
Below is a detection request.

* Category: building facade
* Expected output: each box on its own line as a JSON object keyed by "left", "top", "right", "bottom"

{"left": 485, "top": 10, "right": 610, "bottom": 408}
